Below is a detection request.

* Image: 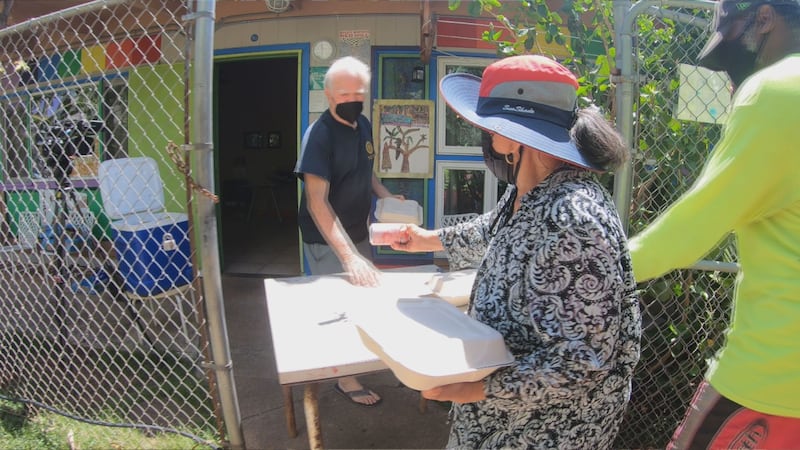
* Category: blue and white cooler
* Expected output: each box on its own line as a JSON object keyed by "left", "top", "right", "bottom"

{"left": 98, "top": 157, "right": 193, "bottom": 297}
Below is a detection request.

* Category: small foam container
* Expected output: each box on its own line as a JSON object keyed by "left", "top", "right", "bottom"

{"left": 354, "top": 297, "right": 514, "bottom": 391}
{"left": 369, "top": 223, "right": 406, "bottom": 246}
{"left": 375, "top": 198, "right": 423, "bottom": 225}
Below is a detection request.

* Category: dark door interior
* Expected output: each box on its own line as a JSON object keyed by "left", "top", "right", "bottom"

{"left": 216, "top": 56, "right": 301, "bottom": 276}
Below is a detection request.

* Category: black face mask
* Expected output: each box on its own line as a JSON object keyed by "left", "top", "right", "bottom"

{"left": 703, "top": 38, "right": 758, "bottom": 90}
{"left": 335, "top": 101, "right": 363, "bottom": 124}
{"left": 481, "top": 131, "right": 522, "bottom": 185}
{"left": 698, "top": 15, "right": 759, "bottom": 91}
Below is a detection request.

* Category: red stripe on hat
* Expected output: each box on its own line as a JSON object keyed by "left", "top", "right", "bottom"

{"left": 479, "top": 55, "right": 578, "bottom": 97}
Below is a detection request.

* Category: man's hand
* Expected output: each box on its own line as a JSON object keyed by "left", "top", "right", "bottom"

{"left": 421, "top": 381, "right": 486, "bottom": 404}
{"left": 342, "top": 254, "right": 381, "bottom": 287}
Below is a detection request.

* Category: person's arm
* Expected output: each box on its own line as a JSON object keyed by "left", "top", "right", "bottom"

{"left": 422, "top": 381, "right": 485, "bottom": 403}
{"left": 388, "top": 211, "right": 493, "bottom": 256}
{"left": 629, "top": 86, "right": 792, "bottom": 282}
{"left": 388, "top": 224, "right": 444, "bottom": 253}
{"left": 389, "top": 209, "right": 495, "bottom": 269}
{"left": 304, "top": 173, "right": 380, "bottom": 286}
{"left": 371, "top": 173, "right": 403, "bottom": 200}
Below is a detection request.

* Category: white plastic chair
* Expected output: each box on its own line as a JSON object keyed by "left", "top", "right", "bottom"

{"left": 441, "top": 213, "right": 479, "bottom": 228}
{"left": 38, "top": 189, "right": 95, "bottom": 236}
{"left": 37, "top": 189, "right": 96, "bottom": 260}
{"left": 0, "top": 211, "right": 43, "bottom": 267}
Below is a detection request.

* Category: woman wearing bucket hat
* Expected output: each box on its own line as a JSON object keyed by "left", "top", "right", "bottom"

{"left": 629, "top": 0, "right": 800, "bottom": 448}
{"left": 388, "top": 55, "right": 641, "bottom": 449}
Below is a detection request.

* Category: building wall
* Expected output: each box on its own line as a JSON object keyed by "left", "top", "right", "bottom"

{"left": 216, "top": 14, "right": 421, "bottom": 50}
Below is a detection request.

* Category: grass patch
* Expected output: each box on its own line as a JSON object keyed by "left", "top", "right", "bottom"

{"left": 1, "top": 398, "right": 218, "bottom": 449}
{"left": 2, "top": 330, "right": 219, "bottom": 449}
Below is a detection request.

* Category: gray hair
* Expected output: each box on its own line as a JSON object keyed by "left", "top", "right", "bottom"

{"left": 323, "top": 56, "right": 370, "bottom": 90}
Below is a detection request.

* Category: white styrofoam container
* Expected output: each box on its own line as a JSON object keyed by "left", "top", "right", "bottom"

{"left": 368, "top": 223, "right": 405, "bottom": 246}
{"left": 354, "top": 297, "right": 514, "bottom": 391}
{"left": 375, "top": 198, "right": 423, "bottom": 225}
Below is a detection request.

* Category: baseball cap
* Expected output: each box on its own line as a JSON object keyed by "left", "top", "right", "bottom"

{"left": 439, "top": 55, "right": 600, "bottom": 170}
{"left": 698, "top": 0, "right": 800, "bottom": 68}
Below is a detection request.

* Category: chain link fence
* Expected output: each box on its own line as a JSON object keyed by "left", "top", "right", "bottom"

{"left": 0, "top": 1, "right": 224, "bottom": 447}
{"left": 614, "top": 1, "right": 740, "bottom": 448}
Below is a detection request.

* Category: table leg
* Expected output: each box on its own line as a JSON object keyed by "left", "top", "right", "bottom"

{"left": 283, "top": 385, "right": 297, "bottom": 438}
{"left": 304, "top": 383, "right": 323, "bottom": 450}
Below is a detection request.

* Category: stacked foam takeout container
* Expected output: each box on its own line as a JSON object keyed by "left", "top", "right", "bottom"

{"left": 369, "top": 198, "right": 423, "bottom": 246}
{"left": 352, "top": 269, "right": 513, "bottom": 391}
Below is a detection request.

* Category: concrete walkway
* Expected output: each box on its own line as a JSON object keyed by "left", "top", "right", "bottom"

{"left": 222, "top": 275, "right": 451, "bottom": 450}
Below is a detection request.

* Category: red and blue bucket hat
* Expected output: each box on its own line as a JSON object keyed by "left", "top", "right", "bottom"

{"left": 439, "top": 55, "right": 599, "bottom": 170}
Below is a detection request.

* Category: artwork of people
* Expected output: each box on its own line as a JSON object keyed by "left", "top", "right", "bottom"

{"left": 373, "top": 100, "right": 434, "bottom": 178}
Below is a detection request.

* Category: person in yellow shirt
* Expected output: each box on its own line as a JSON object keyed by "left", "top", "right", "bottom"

{"left": 628, "top": 0, "right": 800, "bottom": 447}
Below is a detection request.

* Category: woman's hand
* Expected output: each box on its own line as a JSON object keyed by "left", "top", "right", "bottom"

{"left": 421, "top": 381, "right": 486, "bottom": 404}
{"left": 389, "top": 224, "right": 444, "bottom": 253}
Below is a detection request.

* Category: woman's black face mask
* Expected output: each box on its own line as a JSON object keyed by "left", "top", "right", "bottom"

{"left": 481, "top": 131, "right": 522, "bottom": 185}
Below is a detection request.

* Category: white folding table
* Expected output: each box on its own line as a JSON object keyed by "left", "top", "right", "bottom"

{"left": 263, "top": 265, "right": 440, "bottom": 449}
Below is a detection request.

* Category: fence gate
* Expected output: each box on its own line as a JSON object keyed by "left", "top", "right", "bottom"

{"left": 613, "top": 0, "right": 741, "bottom": 448}
{"left": 0, "top": 1, "right": 228, "bottom": 448}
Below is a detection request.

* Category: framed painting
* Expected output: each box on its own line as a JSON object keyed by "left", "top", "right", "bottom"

{"left": 267, "top": 131, "right": 281, "bottom": 148}
{"left": 373, "top": 99, "right": 434, "bottom": 178}
{"left": 243, "top": 131, "right": 268, "bottom": 149}
{"left": 436, "top": 56, "right": 494, "bottom": 155}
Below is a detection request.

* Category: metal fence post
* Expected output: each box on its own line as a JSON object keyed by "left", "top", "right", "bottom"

{"left": 613, "top": 0, "right": 635, "bottom": 234}
{"left": 191, "top": 0, "right": 245, "bottom": 448}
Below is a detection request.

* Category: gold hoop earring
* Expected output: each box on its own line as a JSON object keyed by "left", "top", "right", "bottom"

{"left": 505, "top": 153, "right": 515, "bottom": 165}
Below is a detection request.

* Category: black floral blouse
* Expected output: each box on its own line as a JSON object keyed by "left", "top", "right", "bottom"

{"left": 438, "top": 168, "right": 641, "bottom": 450}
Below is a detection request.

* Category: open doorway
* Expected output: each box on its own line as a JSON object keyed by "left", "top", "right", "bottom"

{"left": 216, "top": 56, "right": 302, "bottom": 277}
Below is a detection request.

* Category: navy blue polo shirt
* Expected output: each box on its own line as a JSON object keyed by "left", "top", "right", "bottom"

{"left": 295, "top": 110, "right": 375, "bottom": 244}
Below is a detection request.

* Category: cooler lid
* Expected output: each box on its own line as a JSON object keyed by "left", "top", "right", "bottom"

{"left": 110, "top": 212, "right": 188, "bottom": 232}
{"left": 98, "top": 157, "right": 165, "bottom": 219}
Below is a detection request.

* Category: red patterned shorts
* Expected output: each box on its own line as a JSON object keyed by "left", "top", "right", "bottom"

{"left": 668, "top": 380, "right": 800, "bottom": 450}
